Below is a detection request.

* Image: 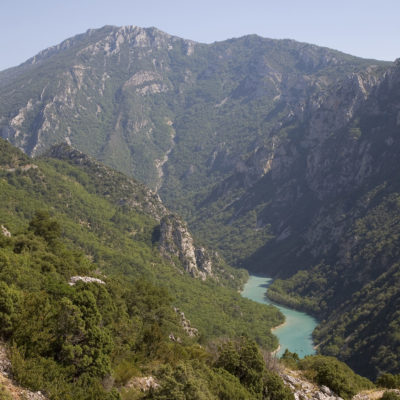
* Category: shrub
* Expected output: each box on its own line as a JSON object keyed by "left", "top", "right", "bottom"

{"left": 299, "top": 355, "right": 373, "bottom": 399}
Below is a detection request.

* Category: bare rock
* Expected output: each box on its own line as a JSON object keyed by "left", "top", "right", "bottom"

{"left": 0, "top": 342, "right": 11, "bottom": 376}
{"left": 280, "top": 370, "right": 344, "bottom": 400}
{"left": 1, "top": 225, "right": 11, "bottom": 237}
{"left": 127, "top": 376, "right": 160, "bottom": 392}
{"left": 69, "top": 276, "right": 105, "bottom": 286}
{"left": 158, "top": 215, "right": 213, "bottom": 280}
{"left": 174, "top": 307, "right": 199, "bottom": 337}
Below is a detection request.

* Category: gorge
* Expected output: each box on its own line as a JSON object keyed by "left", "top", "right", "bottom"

{"left": 0, "top": 24, "right": 400, "bottom": 397}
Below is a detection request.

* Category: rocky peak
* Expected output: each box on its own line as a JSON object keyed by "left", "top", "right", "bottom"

{"left": 31, "top": 24, "right": 197, "bottom": 62}
{"left": 157, "top": 215, "right": 213, "bottom": 280}
{"left": 25, "top": 26, "right": 114, "bottom": 66}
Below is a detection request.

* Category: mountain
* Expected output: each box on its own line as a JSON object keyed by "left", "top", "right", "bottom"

{"left": 0, "top": 24, "right": 389, "bottom": 264}
{"left": 1, "top": 25, "right": 399, "bottom": 380}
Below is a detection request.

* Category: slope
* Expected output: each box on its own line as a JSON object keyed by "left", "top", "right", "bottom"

{"left": 0, "top": 138, "right": 284, "bottom": 349}
{"left": 266, "top": 60, "right": 400, "bottom": 378}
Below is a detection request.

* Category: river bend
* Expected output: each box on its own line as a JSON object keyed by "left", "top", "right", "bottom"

{"left": 241, "top": 275, "right": 317, "bottom": 357}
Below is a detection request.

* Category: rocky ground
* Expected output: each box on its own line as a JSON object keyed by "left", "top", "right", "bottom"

{"left": 280, "top": 369, "right": 345, "bottom": 400}
{"left": 0, "top": 343, "right": 47, "bottom": 400}
{"left": 280, "top": 368, "right": 399, "bottom": 400}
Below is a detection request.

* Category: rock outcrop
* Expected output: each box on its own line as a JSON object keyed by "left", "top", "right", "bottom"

{"left": 68, "top": 276, "right": 106, "bottom": 286}
{"left": 126, "top": 376, "right": 160, "bottom": 392}
{"left": 158, "top": 215, "right": 213, "bottom": 280}
{"left": 173, "top": 307, "right": 199, "bottom": 337}
{"left": 280, "top": 371, "right": 344, "bottom": 400}
{"left": 1, "top": 225, "right": 11, "bottom": 237}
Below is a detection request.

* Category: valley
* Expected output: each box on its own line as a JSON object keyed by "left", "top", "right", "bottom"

{"left": 0, "top": 23, "right": 400, "bottom": 398}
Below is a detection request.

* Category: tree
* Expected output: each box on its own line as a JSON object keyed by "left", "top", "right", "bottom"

{"left": 216, "top": 336, "right": 265, "bottom": 394}
{"left": 58, "top": 290, "right": 113, "bottom": 377}
{"left": 0, "top": 282, "right": 17, "bottom": 338}
{"left": 28, "top": 210, "right": 61, "bottom": 245}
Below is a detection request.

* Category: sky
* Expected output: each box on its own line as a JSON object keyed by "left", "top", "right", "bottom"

{"left": 1, "top": 0, "right": 400, "bottom": 71}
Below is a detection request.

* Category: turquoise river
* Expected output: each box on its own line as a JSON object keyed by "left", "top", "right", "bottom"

{"left": 241, "top": 275, "right": 318, "bottom": 357}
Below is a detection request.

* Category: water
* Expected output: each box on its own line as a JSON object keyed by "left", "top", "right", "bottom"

{"left": 241, "top": 275, "right": 317, "bottom": 357}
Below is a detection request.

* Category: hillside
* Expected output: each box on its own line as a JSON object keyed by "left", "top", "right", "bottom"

{"left": 0, "top": 137, "right": 293, "bottom": 398}
{"left": 267, "top": 61, "right": 400, "bottom": 378}
{"left": 0, "top": 138, "right": 286, "bottom": 347}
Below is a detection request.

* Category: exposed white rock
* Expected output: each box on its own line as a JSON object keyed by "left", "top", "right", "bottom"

{"left": 1, "top": 225, "right": 11, "bottom": 237}
{"left": 124, "top": 71, "right": 162, "bottom": 87}
{"left": 127, "top": 376, "right": 160, "bottom": 392}
{"left": 280, "top": 371, "right": 344, "bottom": 400}
{"left": 0, "top": 342, "right": 11, "bottom": 376}
{"left": 136, "top": 83, "right": 169, "bottom": 95}
{"left": 158, "top": 215, "right": 213, "bottom": 280}
{"left": 69, "top": 276, "right": 105, "bottom": 286}
{"left": 173, "top": 307, "right": 199, "bottom": 337}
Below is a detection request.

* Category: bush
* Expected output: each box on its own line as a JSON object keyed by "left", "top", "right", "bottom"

{"left": 377, "top": 373, "right": 400, "bottom": 389}
{"left": 215, "top": 336, "right": 265, "bottom": 394}
{"left": 264, "top": 371, "right": 294, "bottom": 400}
{"left": 280, "top": 349, "right": 300, "bottom": 370}
{"left": 381, "top": 391, "right": 400, "bottom": 400}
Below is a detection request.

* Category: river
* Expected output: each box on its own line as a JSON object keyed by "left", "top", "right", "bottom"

{"left": 241, "top": 275, "right": 317, "bottom": 357}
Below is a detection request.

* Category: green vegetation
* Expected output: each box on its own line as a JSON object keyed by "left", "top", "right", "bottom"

{"left": 280, "top": 351, "right": 373, "bottom": 400}
{"left": 377, "top": 373, "right": 400, "bottom": 389}
{"left": 0, "top": 139, "right": 289, "bottom": 398}
{"left": 268, "top": 190, "right": 400, "bottom": 378}
{"left": 0, "top": 139, "right": 284, "bottom": 349}
{"left": 0, "top": 206, "right": 285, "bottom": 399}
{"left": 298, "top": 356, "right": 373, "bottom": 399}
{"left": 0, "top": 218, "right": 290, "bottom": 399}
{"left": 381, "top": 391, "right": 400, "bottom": 400}
{"left": 212, "top": 335, "right": 293, "bottom": 400}
{"left": 0, "top": 383, "right": 13, "bottom": 400}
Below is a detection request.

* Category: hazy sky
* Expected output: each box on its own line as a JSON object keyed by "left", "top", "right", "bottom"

{"left": 1, "top": 0, "right": 399, "bottom": 71}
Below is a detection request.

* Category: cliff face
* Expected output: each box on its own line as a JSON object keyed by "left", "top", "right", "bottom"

{"left": 263, "top": 62, "right": 400, "bottom": 377}
{"left": 158, "top": 215, "right": 212, "bottom": 280}
{"left": 191, "top": 64, "right": 390, "bottom": 270}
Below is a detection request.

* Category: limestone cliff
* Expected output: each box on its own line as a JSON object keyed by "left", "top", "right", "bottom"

{"left": 157, "top": 215, "right": 213, "bottom": 280}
